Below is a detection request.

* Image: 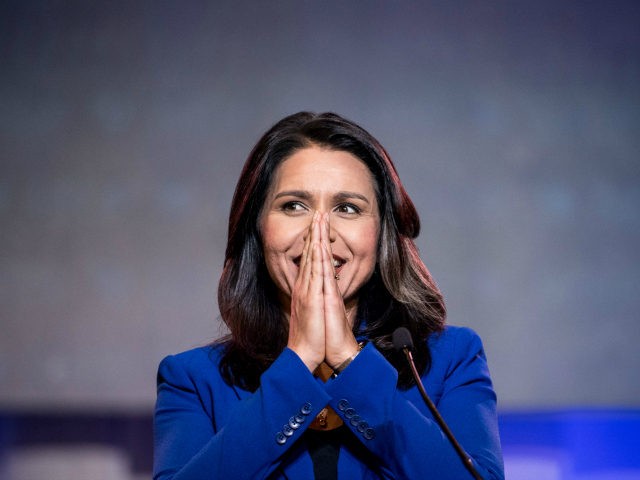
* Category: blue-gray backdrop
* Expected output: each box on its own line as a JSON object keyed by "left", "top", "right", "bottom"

{"left": 2, "top": 1, "right": 639, "bottom": 412}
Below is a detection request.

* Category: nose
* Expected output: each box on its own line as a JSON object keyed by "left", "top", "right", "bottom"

{"left": 301, "top": 211, "right": 320, "bottom": 241}
{"left": 301, "top": 212, "right": 337, "bottom": 242}
{"left": 328, "top": 217, "right": 336, "bottom": 243}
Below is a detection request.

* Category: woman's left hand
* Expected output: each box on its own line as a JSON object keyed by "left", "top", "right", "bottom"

{"left": 319, "top": 213, "right": 361, "bottom": 370}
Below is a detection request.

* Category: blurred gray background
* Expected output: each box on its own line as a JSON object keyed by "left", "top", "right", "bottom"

{"left": 2, "top": 0, "right": 639, "bottom": 413}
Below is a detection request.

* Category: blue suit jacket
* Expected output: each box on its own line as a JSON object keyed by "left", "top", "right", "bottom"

{"left": 154, "top": 326, "right": 504, "bottom": 479}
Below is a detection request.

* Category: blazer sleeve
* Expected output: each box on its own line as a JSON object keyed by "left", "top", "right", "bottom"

{"left": 325, "top": 326, "right": 504, "bottom": 480}
{"left": 153, "top": 347, "right": 331, "bottom": 480}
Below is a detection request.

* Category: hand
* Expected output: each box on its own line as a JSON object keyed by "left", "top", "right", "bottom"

{"left": 287, "top": 212, "right": 326, "bottom": 371}
{"left": 319, "top": 213, "right": 360, "bottom": 370}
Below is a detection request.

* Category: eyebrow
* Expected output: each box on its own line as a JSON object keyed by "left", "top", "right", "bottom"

{"left": 273, "top": 190, "right": 312, "bottom": 200}
{"left": 273, "top": 190, "right": 371, "bottom": 204}
{"left": 334, "top": 191, "right": 371, "bottom": 204}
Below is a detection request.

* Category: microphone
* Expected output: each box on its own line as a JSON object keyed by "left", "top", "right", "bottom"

{"left": 392, "top": 327, "right": 484, "bottom": 480}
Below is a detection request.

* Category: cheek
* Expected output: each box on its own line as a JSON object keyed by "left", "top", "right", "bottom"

{"left": 259, "top": 225, "right": 280, "bottom": 281}
{"left": 362, "top": 238, "right": 379, "bottom": 266}
{"left": 261, "top": 228, "right": 276, "bottom": 255}
{"left": 351, "top": 224, "right": 380, "bottom": 264}
{"left": 260, "top": 217, "right": 299, "bottom": 259}
{"left": 260, "top": 217, "right": 282, "bottom": 254}
{"left": 260, "top": 225, "right": 287, "bottom": 285}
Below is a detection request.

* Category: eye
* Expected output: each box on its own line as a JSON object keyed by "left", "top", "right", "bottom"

{"left": 281, "top": 201, "right": 307, "bottom": 214}
{"left": 335, "top": 203, "right": 361, "bottom": 215}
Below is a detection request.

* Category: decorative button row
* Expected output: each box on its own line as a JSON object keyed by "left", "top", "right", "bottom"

{"left": 275, "top": 402, "right": 313, "bottom": 445}
{"left": 336, "top": 398, "right": 375, "bottom": 440}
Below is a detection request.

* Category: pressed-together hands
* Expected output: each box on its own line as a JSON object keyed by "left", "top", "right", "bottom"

{"left": 287, "top": 212, "right": 360, "bottom": 373}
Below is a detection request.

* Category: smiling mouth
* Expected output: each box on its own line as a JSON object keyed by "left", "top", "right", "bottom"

{"left": 292, "top": 255, "right": 346, "bottom": 273}
{"left": 332, "top": 256, "right": 346, "bottom": 275}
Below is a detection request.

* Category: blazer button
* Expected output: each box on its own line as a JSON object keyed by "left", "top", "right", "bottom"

{"left": 349, "top": 414, "right": 361, "bottom": 427}
{"left": 289, "top": 417, "right": 300, "bottom": 429}
{"left": 357, "top": 421, "right": 369, "bottom": 433}
{"left": 301, "top": 402, "right": 312, "bottom": 415}
{"left": 344, "top": 407, "right": 356, "bottom": 419}
{"left": 294, "top": 413, "right": 306, "bottom": 424}
{"left": 276, "top": 432, "right": 287, "bottom": 445}
{"left": 282, "top": 424, "right": 294, "bottom": 437}
{"left": 363, "top": 427, "right": 375, "bottom": 440}
{"left": 337, "top": 399, "right": 350, "bottom": 411}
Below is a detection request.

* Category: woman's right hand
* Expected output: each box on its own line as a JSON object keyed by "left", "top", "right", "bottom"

{"left": 287, "top": 212, "right": 326, "bottom": 372}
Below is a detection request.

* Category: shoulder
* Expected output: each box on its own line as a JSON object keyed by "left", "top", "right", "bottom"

{"left": 155, "top": 343, "right": 233, "bottom": 418}
{"left": 428, "top": 325, "right": 484, "bottom": 355}
{"left": 157, "top": 343, "right": 226, "bottom": 385}
{"left": 425, "top": 325, "right": 490, "bottom": 383}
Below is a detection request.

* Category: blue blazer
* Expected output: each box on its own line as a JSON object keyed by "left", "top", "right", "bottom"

{"left": 154, "top": 326, "right": 504, "bottom": 479}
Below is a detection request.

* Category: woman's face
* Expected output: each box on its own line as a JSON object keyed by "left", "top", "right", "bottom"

{"left": 260, "top": 146, "right": 380, "bottom": 314}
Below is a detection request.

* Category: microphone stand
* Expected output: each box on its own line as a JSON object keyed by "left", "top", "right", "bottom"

{"left": 395, "top": 328, "right": 484, "bottom": 480}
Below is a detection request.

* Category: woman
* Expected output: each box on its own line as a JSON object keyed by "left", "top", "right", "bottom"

{"left": 154, "top": 112, "right": 504, "bottom": 479}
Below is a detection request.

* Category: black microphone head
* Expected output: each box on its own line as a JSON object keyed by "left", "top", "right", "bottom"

{"left": 392, "top": 327, "right": 414, "bottom": 351}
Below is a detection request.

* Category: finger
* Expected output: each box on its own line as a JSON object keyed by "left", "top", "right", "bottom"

{"left": 319, "top": 214, "right": 339, "bottom": 291}
{"left": 302, "top": 211, "right": 316, "bottom": 266}
{"left": 300, "top": 211, "right": 315, "bottom": 270}
{"left": 319, "top": 213, "right": 329, "bottom": 275}
{"left": 309, "top": 215, "right": 324, "bottom": 295}
{"left": 297, "top": 212, "right": 317, "bottom": 292}
{"left": 319, "top": 217, "right": 345, "bottom": 329}
{"left": 321, "top": 229, "right": 342, "bottom": 301}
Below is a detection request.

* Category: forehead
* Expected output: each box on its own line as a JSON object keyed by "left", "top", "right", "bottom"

{"left": 270, "top": 147, "right": 376, "bottom": 194}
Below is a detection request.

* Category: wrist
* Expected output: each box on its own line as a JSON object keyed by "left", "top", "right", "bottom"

{"left": 330, "top": 341, "right": 365, "bottom": 377}
{"left": 288, "top": 344, "right": 323, "bottom": 373}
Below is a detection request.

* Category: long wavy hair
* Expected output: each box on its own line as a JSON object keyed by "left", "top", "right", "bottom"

{"left": 217, "top": 112, "right": 446, "bottom": 391}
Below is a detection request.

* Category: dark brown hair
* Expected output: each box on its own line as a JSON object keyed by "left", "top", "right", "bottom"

{"left": 217, "top": 112, "right": 446, "bottom": 390}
